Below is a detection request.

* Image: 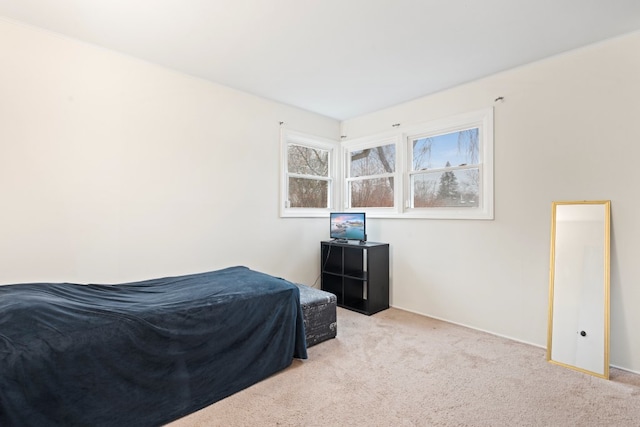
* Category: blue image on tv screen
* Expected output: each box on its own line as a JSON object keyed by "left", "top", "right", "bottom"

{"left": 330, "top": 213, "right": 366, "bottom": 241}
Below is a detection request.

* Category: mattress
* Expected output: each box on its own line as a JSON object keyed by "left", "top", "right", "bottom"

{"left": 0, "top": 266, "right": 307, "bottom": 426}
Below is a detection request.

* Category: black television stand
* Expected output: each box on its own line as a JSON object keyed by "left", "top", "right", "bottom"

{"left": 320, "top": 240, "right": 389, "bottom": 315}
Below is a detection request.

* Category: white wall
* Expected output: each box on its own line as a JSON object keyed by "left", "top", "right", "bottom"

{"left": 0, "top": 19, "right": 338, "bottom": 286}
{"left": 342, "top": 31, "right": 640, "bottom": 373}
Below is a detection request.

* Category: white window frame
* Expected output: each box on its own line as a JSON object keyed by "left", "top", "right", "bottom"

{"left": 340, "top": 108, "right": 493, "bottom": 219}
{"left": 280, "top": 129, "right": 339, "bottom": 218}
{"left": 342, "top": 134, "right": 402, "bottom": 214}
{"left": 402, "top": 108, "right": 494, "bottom": 220}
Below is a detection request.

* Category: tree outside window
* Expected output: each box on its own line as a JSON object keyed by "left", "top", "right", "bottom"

{"left": 287, "top": 144, "right": 329, "bottom": 208}
{"left": 347, "top": 143, "right": 396, "bottom": 208}
{"left": 411, "top": 128, "right": 480, "bottom": 208}
{"left": 280, "top": 130, "right": 337, "bottom": 217}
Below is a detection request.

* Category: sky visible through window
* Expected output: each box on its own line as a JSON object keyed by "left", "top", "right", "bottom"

{"left": 413, "top": 129, "right": 478, "bottom": 170}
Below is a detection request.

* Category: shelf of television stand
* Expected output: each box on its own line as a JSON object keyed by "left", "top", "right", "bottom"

{"left": 320, "top": 240, "right": 389, "bottom": 316}
{"left": 343, "top": 270, "right": 368, "bottom": 280}
{"left": 322, "top": 270, "right": 366, "bottom": 279}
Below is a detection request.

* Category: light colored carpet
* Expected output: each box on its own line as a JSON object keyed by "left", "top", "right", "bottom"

{"left": 168, "top": 307, "right": 640, "bottom": 426}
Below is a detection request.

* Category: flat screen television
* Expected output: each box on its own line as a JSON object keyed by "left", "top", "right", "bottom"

{"left": 330, "top": 212, "right": 366, "bottom": 242}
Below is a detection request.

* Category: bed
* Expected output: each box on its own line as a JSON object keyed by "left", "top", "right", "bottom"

{"left": 0, "top": 266, "right": 307, "bottom": 426}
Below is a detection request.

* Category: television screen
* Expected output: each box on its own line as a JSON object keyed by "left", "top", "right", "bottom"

{"left": 330, "top": 212, "right": 366, "bottom": 241}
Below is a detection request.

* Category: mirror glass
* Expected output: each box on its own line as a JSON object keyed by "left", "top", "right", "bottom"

{"left": 546, "top": 200, "right": 610, "bottom": 379}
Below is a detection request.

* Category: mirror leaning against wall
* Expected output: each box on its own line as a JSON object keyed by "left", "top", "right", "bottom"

{"left": 546, "top": 200, "right": 611, "bottom": 379}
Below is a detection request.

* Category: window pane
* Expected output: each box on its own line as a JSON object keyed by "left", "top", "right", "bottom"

{"left": 288, "top": 144, "right": 329, "bottom": 176}
{"left": 413, "top": 128, "right": 479, "bottom": 170}
{"left": 350, "top": 144, "right": 395, "bottom": 177}
{"left": 413, "top": 168, "right": 479, "bottom": 207}
{"left": 350, "top": 177, "right": 394, "bottom": 208}
{"left": 288, "top": 177, "right": 328, "bottom": 208}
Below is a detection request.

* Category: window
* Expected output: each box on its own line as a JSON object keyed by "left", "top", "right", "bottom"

{"left": 346, "top": 139, "right": 398, "bottom": 209}
{"left": 404, "top": 108, "right": 493, "bottom": 219}
{"left": 280, "top": 130, "right": 338, "bottom": 217}
{"left": 410, "top": 128, "right": 480, "bottom": 208}
{"left": 281, "top": 108, "right": 493, "bottom": 219}
{"left": 341, "top": 108, "right": 493, "bottom": 219}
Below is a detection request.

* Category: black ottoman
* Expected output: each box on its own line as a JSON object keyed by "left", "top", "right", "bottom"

{"left": 295, "top": 283, "right": 337, "bottom": 347}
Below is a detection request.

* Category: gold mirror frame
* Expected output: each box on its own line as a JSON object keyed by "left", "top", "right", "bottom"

{"left": 546, "top": 200, "right": 610, "bottom": 379}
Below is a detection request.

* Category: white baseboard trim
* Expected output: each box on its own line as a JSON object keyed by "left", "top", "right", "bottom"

{"left": 610, "top": 364, "right": 640, "bottom": 376}
{"left": 390, "top": 304, "right": 544, "bottom": 349}
{"left": 389, "top": 304, "right": 639, "bottom": 375}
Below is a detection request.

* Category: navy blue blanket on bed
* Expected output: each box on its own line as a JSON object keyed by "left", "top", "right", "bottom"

{"left": 0, "top": 266, "right": 307, "bottom": 426}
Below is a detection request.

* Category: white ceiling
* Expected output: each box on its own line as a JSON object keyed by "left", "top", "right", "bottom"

{"left": 2, "top": 0, "right": 640, "bottom": 120}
